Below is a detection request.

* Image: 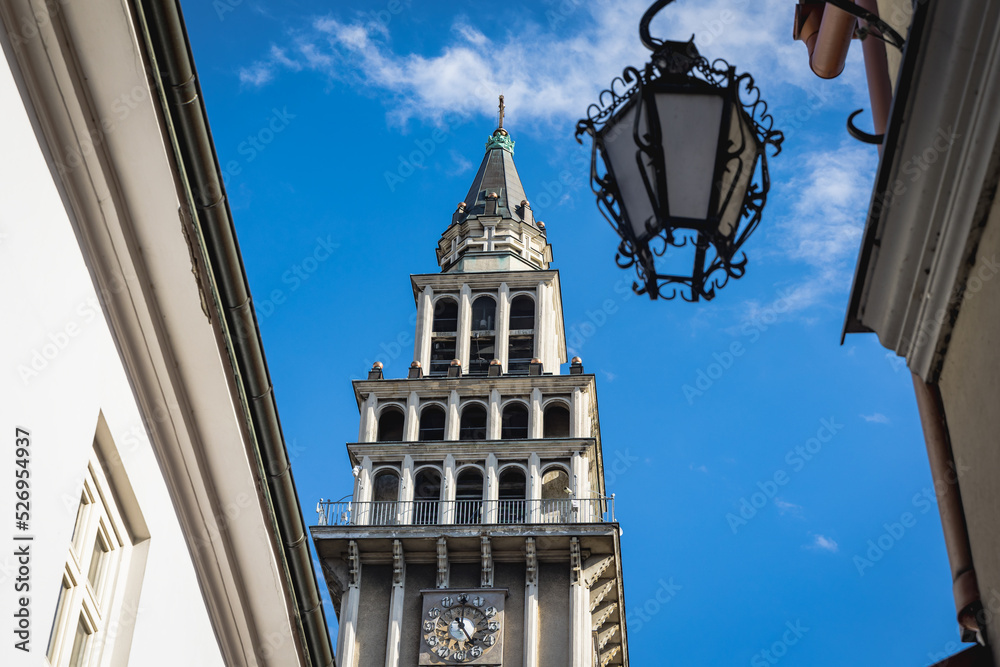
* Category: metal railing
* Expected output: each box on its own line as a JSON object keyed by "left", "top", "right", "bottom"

{"left": 316, "top": 497, "right": 616, "bottom": 527}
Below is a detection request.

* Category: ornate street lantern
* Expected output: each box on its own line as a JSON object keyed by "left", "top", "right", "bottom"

{"left": 575, "top": 0, "right": 783, "bottom": 301}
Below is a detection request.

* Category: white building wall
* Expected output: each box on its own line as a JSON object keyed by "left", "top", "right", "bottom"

{"left": 0, "top": 52, "right": 225, "bottom": 666}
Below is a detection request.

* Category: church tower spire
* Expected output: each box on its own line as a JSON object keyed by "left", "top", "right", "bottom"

{"left": 312, "top": 113, "right": 630, "bottom": 667}
{"left": 438, "top": 99, "right": 551, "bottom": 273}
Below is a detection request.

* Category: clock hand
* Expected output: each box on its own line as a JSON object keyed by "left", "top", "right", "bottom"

{"left": 460, "top": 611, "right": 474, "bottom": 642}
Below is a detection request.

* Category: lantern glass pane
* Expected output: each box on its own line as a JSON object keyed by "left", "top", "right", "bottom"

{"left": 654, "top": 91, "right": 724, "bottom": 221}
{"left": 716, "top": 106, "right": 760, "bottom": 238}
{"left": 600, "top": 101, "right": 658, "bottom": 241}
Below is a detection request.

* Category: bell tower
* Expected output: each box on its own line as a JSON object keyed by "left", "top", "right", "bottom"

{"left": 312, "top": 110, "right": 630, "bottom": 667}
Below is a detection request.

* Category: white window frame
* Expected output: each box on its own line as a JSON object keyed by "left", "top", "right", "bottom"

{"left": 47, "top": 415, "right": 149, "bottom": 667}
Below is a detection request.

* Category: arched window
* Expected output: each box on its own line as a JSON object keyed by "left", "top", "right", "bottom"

{"left": 498, "top": 467, "right": 526, "bottom": 523}
{"left": 455, "top": 468, "right": 484, "bottom": 524}
{"left": 433, "top": 298, "right": 458, "bottom": 332}
{"left": 377, "top": 408, "right": 404, "bottom": 442}
{"left": 371, "top": 470, "right": 399, "bottom": 525}
{"left": 414, "top": 469, "right": 442, "bottom": 525}
{"left": 508, "top": 296, "right": 535, "bottom": 374}
{"left": 469, "top": 296, "right": 496, "bottom": 376}
{"left": 541, "top": 467, "right": 571, "bottom": 522}
{"left": 459, "top": 404, "right": 487, "bottom": 440}
{"left": 430, "top": 298, "right": 458, "bottom": 376}
{"left": 543, "top": 404, "right": 571, "bottom": 438}
{"left": 509, "top": 295, "right": 535, "bottom": 330}
{"left": 471, "top": 296, "right": 496, "bottom": 331}
{"left": 418, "top": 405, "right": 446, "bottom": 441}
{"left": 501, "top": 403, "right": 529, "bottom": 439}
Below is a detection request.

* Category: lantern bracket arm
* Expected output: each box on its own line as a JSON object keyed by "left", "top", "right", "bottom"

{"left": 820, "top": 0, "right": 906, "bottom": 51}
{"left": 638, "top": 0, "right": 678, "bottom": 51}
{"left": 847, "top": 109, "right": 884, "bottom": 145}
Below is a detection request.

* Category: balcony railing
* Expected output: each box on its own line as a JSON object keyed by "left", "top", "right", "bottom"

{"left": 315, "top": 497, "right": 616, "bottom": 527}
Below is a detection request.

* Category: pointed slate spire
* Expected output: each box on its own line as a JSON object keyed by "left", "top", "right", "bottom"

{"left": 437, "top": 100, "right": 551, "bottom": 273}
{"left": 456, "top": 99, "right": 535, "bottom": 227}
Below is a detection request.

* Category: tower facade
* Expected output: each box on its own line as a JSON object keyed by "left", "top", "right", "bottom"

{"left": 313, "top": 120, "right": 629, "bottom": 667}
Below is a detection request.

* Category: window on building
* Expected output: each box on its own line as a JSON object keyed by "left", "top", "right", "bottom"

{"left": 414, "top": 469, "right": 442, "bottom": 525}
{"left": 377, "top": 408, "right": 405, "bottom": 442}
{"left": 47, "top": 419, "right": 148, "bottom": 667}
{"left": 459, "top": 404, "right": 488, "bottom": 440}
{"left": 508, "top": 296, "right": 536, "bottom": 374}
{"left": 543, "top": 404, "right": 571, "bottom": 438}
{"left": 455, "top": 468, "right": 484, "bottom": 524}
{"left": 418, "top": 405, "right": 446, "bottom": 441}
{"left": 501, "top": 403, "right": 529, "bottom": 439}
{"left": 541, "top": 467, "right": 571, "bottom": 522}
{"left": 469, "top": 296, "right": 496, "bottom": 376}
{"left": 498, "top": 468, "right": 527, "bottom": 523}
{"left": 371, "top": 470, "right": 400, "bottom": 526}
{"left": 430, "top": 298, "right": 458, "bottom": 376}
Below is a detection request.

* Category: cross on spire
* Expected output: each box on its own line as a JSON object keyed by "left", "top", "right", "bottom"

{"left": 498, "top": 94, "right": 505, "bottom": 130}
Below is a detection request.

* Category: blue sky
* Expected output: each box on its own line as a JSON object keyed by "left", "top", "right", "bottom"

{"left": 180, "top": 1, "right": 959, "bottom": 664}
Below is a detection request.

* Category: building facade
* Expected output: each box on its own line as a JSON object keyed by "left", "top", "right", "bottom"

{"left": 795, "top": 1, "right": 1000, "bottom": 664}
{"left": 313, "top": 122, "right": 629, "bottom": 667}
{"left": 1, "top": 0, "right": 332, "bottom": 664}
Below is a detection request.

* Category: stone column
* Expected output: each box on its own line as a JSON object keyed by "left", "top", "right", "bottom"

{"left": 457, "top": 284, "right": 472, "bottom": 372}
{"left": 415, "top": 285, "right": 433, "bottom": 371}
{"left": 404, "top": 391, "right": 419, "bottom": 441}
{"left": 485, "top": 453, "right": 499, "bottom": 523}
{"left": 568, "top": 537, "right": 590, "bottom": 666}
{"left": 446, "top": 390, "right": 460, "bottom": 440}
{"left": 338, "top": 541, "right": 362, "bottom": 667}
{"left": 356, "top": 456, "right": 373, "bottom": 525}
{"left": 488, "top": 389, "right": 502, "bottom": 440}
{"left": 400, "top": 455, "right": 414, "bottom": 525}
{"left": 527, "top": 453, "right": 541, "bottom": 523}
{"left": 534, "top": 281, "right": 547, "bottom": 362}
{"left": 530, "top": 388, "right": 543, "bottom": 439}
{"left": 360, "top": 392, "right": 377, "bottom": 442}
{"left": 523, "top": 538, "right": 539, "bottom": 667}
{"left": 572, "top": 451, "right": 592, "bottom": 522}
{"left": 385, "top": 540, "right": 406, "bottom": 667}
{"left": 442, "top": 454, "right": 456, "bottom": 524}
{"left": 571, "top": 387, "right": 591, "bottom": 438}
{"left": 497, "top": 282, "right": 510, "bottom": 370}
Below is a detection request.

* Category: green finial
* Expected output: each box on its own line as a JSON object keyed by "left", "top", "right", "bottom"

{"left": 485, "top": 130, "right": 514, "bottom": 154}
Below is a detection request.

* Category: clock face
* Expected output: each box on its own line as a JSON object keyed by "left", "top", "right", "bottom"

{"left": 419, "top": 590, "right": 505, "bottom": 665}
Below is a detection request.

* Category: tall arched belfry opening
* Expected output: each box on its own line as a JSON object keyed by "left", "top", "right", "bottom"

{"left": 312, "top": 110, "right": 630, "bottom": 667}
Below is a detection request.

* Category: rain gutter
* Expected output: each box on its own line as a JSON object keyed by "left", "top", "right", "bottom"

{"left": 132, "top": 1, "right": 335, "bottom": 664}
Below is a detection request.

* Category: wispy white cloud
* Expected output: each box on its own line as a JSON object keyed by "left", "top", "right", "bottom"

{"left": 861, "top": 412, "right": 890, "bottom": 424}
{"left": 235, "top": 0, "right": 863, "bottom": 130}
{"left": 807, "top": 533, "right": 839, "bottom": 553}
{"left": 774, "top": 498, "right": 803, "bottom": 517}
{"left": 238, "top": 62, "right": 275, "bottom": 87}
{"left": 446, "top": 149, "right": 473, "bottom": 177}
{"left": 690, "top": 463, "right": 708, "bottom": 474}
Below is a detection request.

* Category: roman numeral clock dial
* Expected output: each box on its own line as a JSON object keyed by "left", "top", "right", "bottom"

{"left": 419, "top": 590, "right": 505, "bottom": 665}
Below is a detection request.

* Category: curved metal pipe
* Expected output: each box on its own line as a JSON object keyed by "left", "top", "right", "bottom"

{"left": 811, "top": 2, "right": 857, "bottom": 79}
{"left": 134, "top": 1, "right": 335, "bottom": 665}
{"left": 912, "top": 375, "right": 984, "bottom": 642}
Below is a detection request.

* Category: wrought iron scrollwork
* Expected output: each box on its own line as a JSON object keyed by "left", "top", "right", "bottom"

{"left": 575, "top": 2, "right": 783, "bottom": 302}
